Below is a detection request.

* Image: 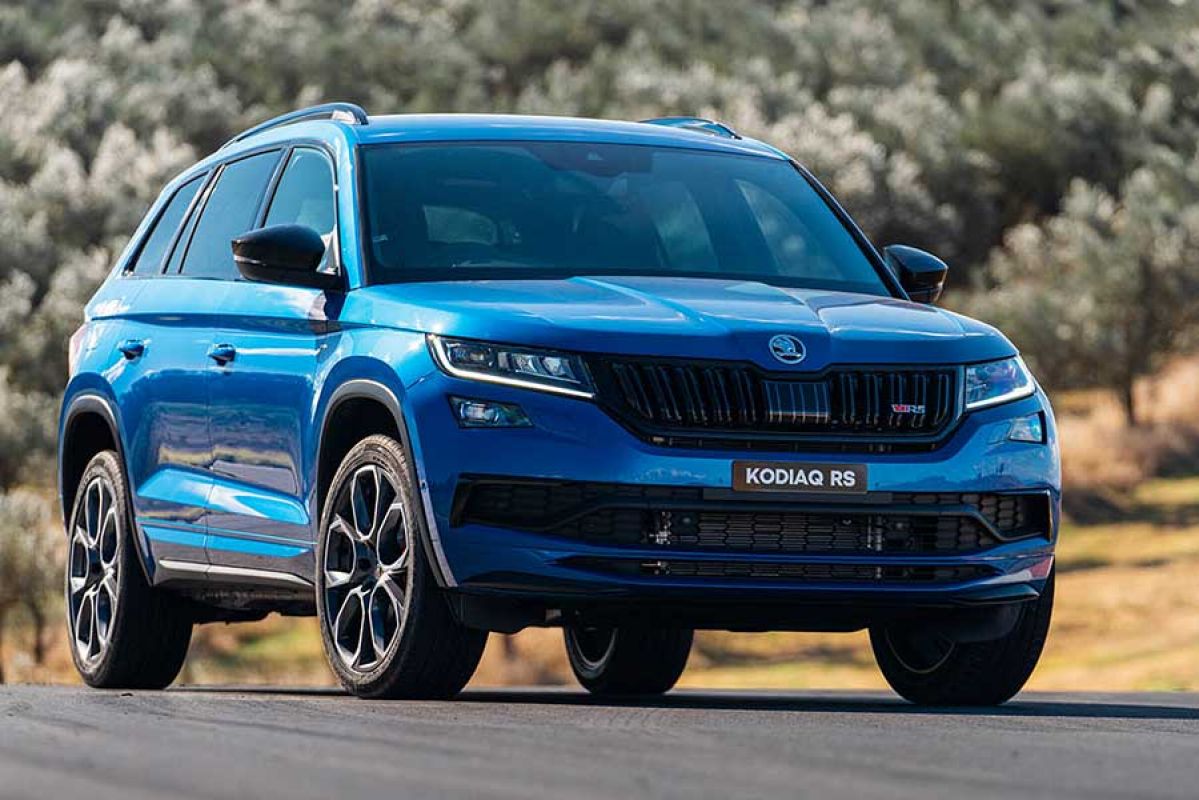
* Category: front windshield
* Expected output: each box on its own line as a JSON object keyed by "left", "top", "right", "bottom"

{"left": 361, "top": 141, "right": 892, "bottom": 295}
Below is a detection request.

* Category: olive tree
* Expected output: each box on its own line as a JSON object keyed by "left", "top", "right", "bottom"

{"left": 966, "top": 154, "right": 1199, "bottom": 425}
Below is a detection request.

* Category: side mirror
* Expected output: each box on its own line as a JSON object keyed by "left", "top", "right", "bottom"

{"left": 232, "top": 224, "right": 339, "bottom": 290}
{"left": 884, "top": 244, "right": 947, "bottom": 304}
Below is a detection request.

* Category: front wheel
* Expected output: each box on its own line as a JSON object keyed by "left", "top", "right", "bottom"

{"left": 66, "top": 451, "right": 193, "bottom": 689}
{"left": 870, "top": 571, "right": 1055, "bottom": 706}
{"left": 316, "top": 434, "right": 487, "bottom": 699}
{"left": 564, "top": 624, "right": 693, "bottom": 696}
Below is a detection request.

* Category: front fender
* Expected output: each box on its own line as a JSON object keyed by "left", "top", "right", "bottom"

{"left": 311, "top": 350, "right": 455, "bottom": 586}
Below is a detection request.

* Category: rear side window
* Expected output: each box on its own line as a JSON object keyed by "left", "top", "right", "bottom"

{"left": 263, "top": 148, "right": 336, "bottom": 269}
{"left": 127, "top": 175, "right": 204, "bottom": 275}
{"left": 180, "top": 150, "right": 280, "bottom": 279}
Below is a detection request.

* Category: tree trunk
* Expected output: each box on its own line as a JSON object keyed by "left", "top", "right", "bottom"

{"left": 0, "top": 608, "right": 7, "bottom": 685}
{"left": 1120, "top": 377, "right": 1138, "bottom": 428}
{"left": 502, "top": 634, "right": 519, "bottom": 662}
{"left": 26, "top": 600, "right": 46, "bottom": 665}
{"left": 1123, "top": 254, "right": 1153, "bottom": 429}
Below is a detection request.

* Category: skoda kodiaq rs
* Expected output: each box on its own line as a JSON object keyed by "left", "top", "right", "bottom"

{"left": 59, "top": 104, "right": 1058, "bottom": 704}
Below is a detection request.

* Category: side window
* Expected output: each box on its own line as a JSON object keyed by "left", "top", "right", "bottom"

{"left": 180, "top": 150, "right": 280, "bottom": 279}
{"left": 127, "top": 175, "right": 204, "bottom": 275}
{"left": 264, "top": 148, "right": 336, "bottom": 269}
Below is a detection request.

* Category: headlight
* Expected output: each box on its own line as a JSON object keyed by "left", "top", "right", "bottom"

{"left": 964, "top": 356, "right": 1035, "bottom": 410}
{"left": 428, "top": 335, "right": 594, "bottom": 398}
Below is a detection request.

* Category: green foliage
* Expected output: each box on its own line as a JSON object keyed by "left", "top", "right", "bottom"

{"left": 0, "top": 488, "right": 57, "bottom": 681}
{"left": 963, "top": 150, "right": 1199, "bottom": 424}
{"left": 1, "top": 0, "right": 1198, "bottom": 486}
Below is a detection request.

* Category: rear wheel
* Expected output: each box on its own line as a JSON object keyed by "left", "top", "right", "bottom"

{"left": 870, "top": 571, "right": 1055, "bottom": 706}
{"left": 66, "top": 451, "right": 193, "bottom": 689}
{"left": 564, "top": 624, "right": 692, "bottom": 696}
{"left": 316, "top": 434, "right": 487, "bottom": 699}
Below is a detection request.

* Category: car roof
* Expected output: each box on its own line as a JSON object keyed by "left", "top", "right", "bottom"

{"left": 350, "top": 113, "right": 788, "bottom": 159}
{"left": 167, "top": 112, "right": 790, "bottom": 198}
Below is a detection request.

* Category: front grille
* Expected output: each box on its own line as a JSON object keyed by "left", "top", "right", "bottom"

{"left": 565, "top": 557, "right": 992, "bottom": 584}
{"left": 453, "top": 478, "right": 1050, "bottom": 556}
{"left": 588, "top": 357, "right": 959, "bottom": 450}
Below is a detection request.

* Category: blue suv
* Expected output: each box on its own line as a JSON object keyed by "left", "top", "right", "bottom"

{"left": 59, "top": 104, "right": 1058, "bottom": 703}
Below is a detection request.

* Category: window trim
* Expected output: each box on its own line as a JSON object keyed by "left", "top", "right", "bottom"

{"left": 258, "top": 144, "right": 342, "bottom": 276}
{"left": 173, "top": 146, "right": 284, "bottom": 279}
{"left": 120, "top": 171, "right": 210, "bottom": 278}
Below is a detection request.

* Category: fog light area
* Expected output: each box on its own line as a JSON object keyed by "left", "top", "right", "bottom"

{"left": 449, "top": 396, "right": 532, "bottom": 428}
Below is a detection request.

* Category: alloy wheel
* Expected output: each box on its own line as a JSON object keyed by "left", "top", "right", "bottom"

{"left": 67, "top": 476, "right": 121, "bottom": 668}
{"left": 322, "top": 464, "right": 412, "bottom": 674}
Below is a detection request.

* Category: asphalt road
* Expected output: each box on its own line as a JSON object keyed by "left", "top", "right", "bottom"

{"left": 1, "top": 686, "right": 1197, "bottom": 800}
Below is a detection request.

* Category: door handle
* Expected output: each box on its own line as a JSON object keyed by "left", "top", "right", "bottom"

{"left": 207, "top": 343, "right": 237, "bottom": 365}
{"left": 117, "top": 339, "right": 145, "bottom": 360}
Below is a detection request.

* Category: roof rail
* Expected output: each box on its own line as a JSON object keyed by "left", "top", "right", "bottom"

{"left": 639, "top": 116, "right": 741, "bottom": 140}
{"left": 220, "top": 102, "right": 369, "bottom": 149}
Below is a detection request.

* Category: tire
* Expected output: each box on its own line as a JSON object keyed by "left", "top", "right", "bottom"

{"left": 316, "top": 434, "right": 487, "bottom": 699}
{"left": 870, "top": 571, "right": 1055, "bottom": 706}
{"left": 65, "top": 451, "right": 193, "bottom": 689}
{"left": 564, "top": 624, "right": 693, "bottom": 696}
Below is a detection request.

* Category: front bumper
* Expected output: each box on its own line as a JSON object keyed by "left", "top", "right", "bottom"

{"left": 402, "top": 365, "right": 1059, "bottom": 619}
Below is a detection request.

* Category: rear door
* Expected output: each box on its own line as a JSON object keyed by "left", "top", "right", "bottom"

{"left": 108, "top": 172, "right": 217, "bottom": 573}
{"left": 151, "top": 148, "right": 284, "bottom": 579}
{"left": 204, "top": 146, "right": 340, "bottom": 582}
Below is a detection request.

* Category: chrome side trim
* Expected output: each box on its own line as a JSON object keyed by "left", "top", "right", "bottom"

{"left": 157, "top": 558, "right": 313, "bottom": 589}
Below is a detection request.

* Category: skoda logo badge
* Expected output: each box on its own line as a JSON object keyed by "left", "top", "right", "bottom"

{"left": 768, "top": 334, "right": 806, "bottom": 365}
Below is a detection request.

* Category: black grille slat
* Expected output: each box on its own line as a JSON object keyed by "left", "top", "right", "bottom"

{"left": 645, "top": 366, "right": 679, "bottom": 423}
{"left": 703, "top": 368, "right": 732, "bottom": 426}
{"left": 865, "top": 373, "right": 881, "bottom": 427}
{"left": 612, "top": 363, "right": 652, "bottom": 420}
{"left": 675, "top": 366, "right": 706, "bottom": 425}
{"left": 732, "top": 368, "right": 757, "bottom": 426}
{"left": 913, "top": 373, "right": 927, "bottom": 429}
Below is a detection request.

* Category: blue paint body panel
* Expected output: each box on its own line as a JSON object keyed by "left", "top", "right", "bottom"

{"left": 59, "top": 113, "right": 1060, "bottom": 618}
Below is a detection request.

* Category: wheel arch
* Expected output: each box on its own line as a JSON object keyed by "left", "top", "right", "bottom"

{"left": 58, "top": 390, "right": 156, "bottom": 583}
{"left": 315, "top": 377, "right": 455, "bottom": 587}
{"left": 59, "top": 392, "right": 123, "bottom": 522}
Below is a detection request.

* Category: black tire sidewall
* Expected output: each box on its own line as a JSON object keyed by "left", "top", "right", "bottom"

{"left": 564, "top": 626, "right": 618, "bottom": 682}
{"left": 564, "top": 625, "right": 693, "bottom": 695}
{"left": 871, "top": 572, "right": 1055, "bottom": 706}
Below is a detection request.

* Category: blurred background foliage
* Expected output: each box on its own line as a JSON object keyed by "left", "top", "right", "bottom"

{"left": 2, "top": 0, "right": 1199, "bottom": 687}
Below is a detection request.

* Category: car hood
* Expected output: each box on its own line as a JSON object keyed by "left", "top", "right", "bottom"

{"left": 354, "top": 276, "right": 1015, "bottom": 370}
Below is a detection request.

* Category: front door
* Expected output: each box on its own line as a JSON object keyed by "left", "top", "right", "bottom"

{"left": 204, "top": 146, "right": 341, "bottom": 583}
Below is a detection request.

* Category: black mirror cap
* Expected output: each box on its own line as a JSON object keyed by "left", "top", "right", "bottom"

{"left": 884, "top": 244, "right": 947, "bottom": 304}
{"left": 232, "top": 224, "right": 340, "bottom": 290}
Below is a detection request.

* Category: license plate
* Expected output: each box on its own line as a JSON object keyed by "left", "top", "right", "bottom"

{"left": 732, "top": 461, "right": 868, "bottom": 494}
